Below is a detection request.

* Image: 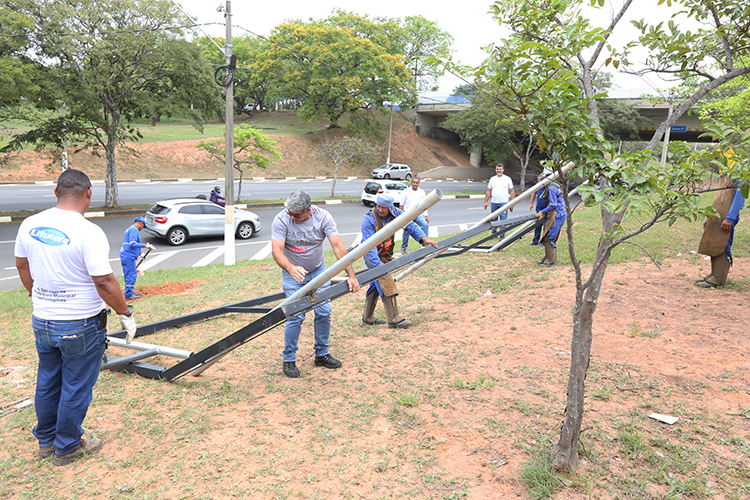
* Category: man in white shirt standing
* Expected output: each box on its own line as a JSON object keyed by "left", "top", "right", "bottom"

{"left": 399, "top": 177, "right": 429, "bottom": 255}
{"left": 483, "top": 163, "right": 516, "bottom": 239}
{"left": 14, "top": 169, "right": 137, "bottom": 466}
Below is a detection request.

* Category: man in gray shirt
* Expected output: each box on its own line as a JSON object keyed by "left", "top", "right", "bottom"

{"left": 271, "top": 190, "right": 359, "bottom": 378}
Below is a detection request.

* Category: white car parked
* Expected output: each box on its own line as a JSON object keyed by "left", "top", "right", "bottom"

{"left": 361, "top": 179, "right": 408, "bottom": 207}
{"left": 371, "top": 163, "right": 412, "bottom": 180}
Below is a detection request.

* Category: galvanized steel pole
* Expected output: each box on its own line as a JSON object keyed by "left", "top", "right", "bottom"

{"left": 394, "top": 162, "right": 576, "bottom": 282}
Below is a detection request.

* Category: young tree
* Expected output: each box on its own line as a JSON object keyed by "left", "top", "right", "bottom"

{"left": 317, "top": 135, "right": 382, "bottom": 197}
{"left": 197, "top": 125, "right": 281, "bottom": 201}
{"left": 460, "top": 0, "right": 750, "bottom": 472}
{"left": 4, "top": 0, "right": 220, "bottom": 207}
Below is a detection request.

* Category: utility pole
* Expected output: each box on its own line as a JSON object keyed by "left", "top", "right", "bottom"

{"left": 386, "top": 111, "right": 393, "bottom": 164}
{"left": 61, "top": 101, "right": 68, "bottom": 171}
{"left": 223, "top": 0, "right": 235, "bottom": 265}
{"left": 660, "top": 92, "right": 674, "bottom": 169}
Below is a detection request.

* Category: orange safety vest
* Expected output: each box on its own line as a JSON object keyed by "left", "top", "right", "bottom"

{"left": 371, "top": 209, "right": 394, "bottom": 259}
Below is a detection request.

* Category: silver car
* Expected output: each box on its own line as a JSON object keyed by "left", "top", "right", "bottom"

{"left": 145, "top": 198, "right": 262, "bottom": 246}
{"left": 371, "top": 163, "right": 412, "bottom": 180}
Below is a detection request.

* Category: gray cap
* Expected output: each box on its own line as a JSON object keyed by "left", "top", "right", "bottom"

{"left": 285, "top": 190, "right": 311, "bottom": 212}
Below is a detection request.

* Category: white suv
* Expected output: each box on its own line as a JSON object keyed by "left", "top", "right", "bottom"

{"left": 371, "top": 163, "right": 412, "bottom": 180}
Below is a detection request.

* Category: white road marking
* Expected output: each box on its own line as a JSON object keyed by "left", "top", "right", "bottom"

{"left": 251, "top": 242, "right": 273, "bottom": 260}
{"left": 139, "top": 251, "right": 177, "bottom": 271}
{"left": 193, "top": 246, "right": 225, "bottom": 267}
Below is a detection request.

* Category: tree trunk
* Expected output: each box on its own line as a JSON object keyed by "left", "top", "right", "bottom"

{"left": 104, "top": 115, "right": 120, "bottom": 208}
{"left": 551, "top": 256, "right": 607, "bottom": 470}
{"left": 331, "top": 162, "right": 340, "bottom": 198}
{"left": 552, "top": 206, "right": 622, "bottom": 471}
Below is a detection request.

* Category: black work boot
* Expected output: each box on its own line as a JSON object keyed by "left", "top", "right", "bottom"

{"left": 282, "top": 361, "right": 300, "bottom": 378}
{"left": 314, "top": 354, "right": 342, "bottom": 369}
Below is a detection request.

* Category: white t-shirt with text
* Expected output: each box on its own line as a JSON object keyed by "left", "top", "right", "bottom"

{"left": 14, "top": 207, "right": 113, "bottom": 320}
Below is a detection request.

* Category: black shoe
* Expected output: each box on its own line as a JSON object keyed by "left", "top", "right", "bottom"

{"left": 539, "top": 262, "right": 555, "bottom": 267}
{"left": 314, "top": 354, "right": 342, "bottom": 369}
{"left": 126, "top": 293, "right": 141, "bottom": 301}
{"left": 282, "top": 361, "right": 300, "bottom": 378}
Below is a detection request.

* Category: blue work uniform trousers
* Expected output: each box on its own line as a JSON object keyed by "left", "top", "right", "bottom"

{"left": 281, "top": 261, "right": 333, "bottom": 362}
{"left": 120, "top": 252, "right": 138, "bottom": 298}
{"left": 32, "top": 315, "right": 106, "bottom": 455}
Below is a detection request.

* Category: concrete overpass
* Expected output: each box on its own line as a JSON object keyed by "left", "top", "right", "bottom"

{"left": 413, "top": 97, "right": 707, "bottom": 144}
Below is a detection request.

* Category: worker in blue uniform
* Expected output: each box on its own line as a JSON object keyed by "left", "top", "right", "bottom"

{"left": 528, "top": 173, "right": 549, "bottom": 245}
{"left": 696, "top": 179, "right": 746, "bottom": 288}
{"left": 360, "top": 194, "right": 437, "bottom": 328}
{"left": 536, "top": 182, "right": 567, "bottom": 266}
{"left": 119, "top": 216, "right": 154, "bottom": 300}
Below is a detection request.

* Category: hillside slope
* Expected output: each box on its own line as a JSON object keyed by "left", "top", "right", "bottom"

{"left": 0, "top": 111, "right": 472, "bottom": 182}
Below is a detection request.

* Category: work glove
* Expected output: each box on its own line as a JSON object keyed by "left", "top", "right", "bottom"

{"left": 117, "top": 305, "right": 137, "bottom": 344}
{"left": 536, "top": 212, "right": 544, "bottom": 221}
{"left": 145, "top": 243, "right": 156, "bottom": 251}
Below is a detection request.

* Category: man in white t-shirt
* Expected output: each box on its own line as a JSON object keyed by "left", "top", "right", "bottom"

{"left": 483, "top": 163, "right": 516, "bottom": 238}
{"left": 271, "top": 190, "right": 359, "bottom": 378}
{"left": 399, "top": 177, "right": 429, "bottom": 255}
{"left": 14, "top": 169, "right": 137, "bottom": 466}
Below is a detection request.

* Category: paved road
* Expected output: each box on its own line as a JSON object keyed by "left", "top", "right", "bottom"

{"left": 0, "top": 177, "right": 487, "bottom": 212}
{"left": 2, "top": 195, "right": 535, "bottom": 292}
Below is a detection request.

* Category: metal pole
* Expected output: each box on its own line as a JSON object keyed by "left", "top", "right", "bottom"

{"left": 472, "top": 161, "right": 575, "bottom": 229}
{"left": 101, "top": 349, "right": 161, "bottom": 370}
{"left": 223, "top": 0, "right": 235, "bottom": 265}
{"left": 107, "top": 337, "right": 194, "bottom": 359}
{"left": 660, "top": 100, "right": 673, "bottom": 169}
{"left": 486, "top": 183, "right": 585, "bottom": 252}
{"left": 386, "top": 112, "right": 393, "bottom": 164}
{"left": 61, "top": 101, "right": 68, "bottom": 171}
{"left": 277, "top": 189, "right": 443, "bottom": 309}
{"left": 394, "top": 162, "right": 575, "bottom": 282}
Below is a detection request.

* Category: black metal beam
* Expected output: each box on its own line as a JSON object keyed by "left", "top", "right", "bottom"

{"left": 108, "top": 291, "right": 285, "bottom": 341}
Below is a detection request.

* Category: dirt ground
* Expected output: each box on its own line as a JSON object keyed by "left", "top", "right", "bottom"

{"left": 2, "top": 115, "right": 749, "bottom": 498}
{"left": 35, "top": 253, "right": 743, "bottom": 499}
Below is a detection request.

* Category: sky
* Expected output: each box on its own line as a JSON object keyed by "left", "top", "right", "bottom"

{"left": 172, "top": 0, "right": 677, "bottom": 99}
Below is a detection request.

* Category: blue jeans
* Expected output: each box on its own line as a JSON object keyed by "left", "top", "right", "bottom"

{"left": 401, "top": 215, "right": 428, "bottom": 252}
{"left": 281, "top": 261, "right": 332, "bottom": 362}
{"left": 490, "top": 202, "right": 509, "bottom": 238}
{"left": 32, "top": 315, "right": 106, "bottom": 455}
